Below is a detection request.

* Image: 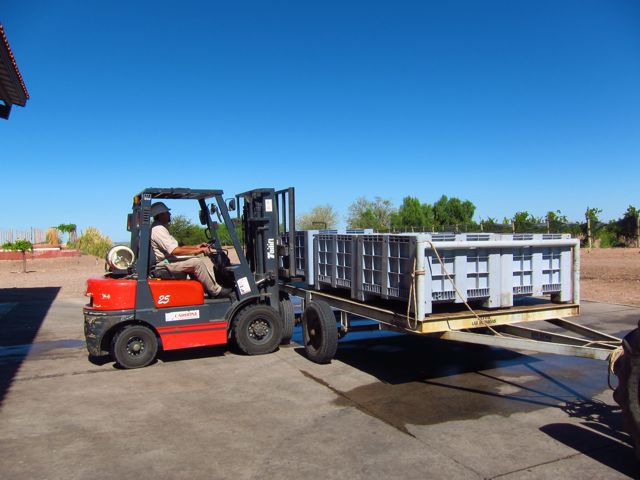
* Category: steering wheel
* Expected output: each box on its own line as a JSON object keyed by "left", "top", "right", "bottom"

{"left": 206, "top": 240, "right": 231, "bottom": 271}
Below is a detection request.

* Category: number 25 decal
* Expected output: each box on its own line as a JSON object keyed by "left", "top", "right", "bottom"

{"left": 158, "top": 295, "right": 171, "bottom": 304}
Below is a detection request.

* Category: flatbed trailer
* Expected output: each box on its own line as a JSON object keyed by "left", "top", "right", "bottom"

{"left": 282, "top": 283, "right": 621, "bottom": 364}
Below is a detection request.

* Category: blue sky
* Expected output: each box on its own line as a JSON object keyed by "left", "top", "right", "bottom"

{"left": 2, "top": 0, "right": 639, "bottom": 241}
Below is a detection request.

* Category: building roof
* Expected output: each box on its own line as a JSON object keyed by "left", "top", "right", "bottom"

{"left": 0, "top": 23, "right": 29, "bottom": 116}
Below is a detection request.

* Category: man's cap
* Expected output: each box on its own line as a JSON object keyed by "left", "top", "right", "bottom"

{"left": 151, "top": 202, "right": 171, "bottom": 217}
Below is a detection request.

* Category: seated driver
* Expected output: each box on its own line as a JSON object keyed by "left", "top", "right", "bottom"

{"left": 150, "top": 202, "right": 232, "bottom": 298}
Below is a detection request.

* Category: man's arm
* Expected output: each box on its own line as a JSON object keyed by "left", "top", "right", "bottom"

{"left": 171, "top": 243, "right": 210, "bottom": 256}
{"left": 152, "top": 225, "right": 209, "bottom": 259}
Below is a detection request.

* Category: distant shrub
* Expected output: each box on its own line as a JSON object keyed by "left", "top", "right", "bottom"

{"left": 69, "top": 227, "right": 113, "bottom": 257}
{"left": 596, "top": 229, "right": 621, "bottom": 248}
{"left": 46, "top": 228, "right": 60, "bottom": 245}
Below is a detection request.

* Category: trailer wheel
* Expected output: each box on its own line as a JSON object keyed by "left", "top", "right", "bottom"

{"left": 232, "top": 304, "right": 282, "bottom": 355}
{"left": 302, "top": 301, "right": 338, "bottom": 364}
{"left": 613, "top": 327, "right": 640, "bottom": 459}
{"left": 111, "top": 324, "right": 158, "bottom": 369}
{"left": 279, "top": 297, "right": 295, "bottom": 345}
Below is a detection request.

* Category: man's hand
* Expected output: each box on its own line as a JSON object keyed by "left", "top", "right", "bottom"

{"left": 171, "top": 243, "right": 212, "bottom": 256}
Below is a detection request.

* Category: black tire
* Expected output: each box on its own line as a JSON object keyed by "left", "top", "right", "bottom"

{"left": 614, "top": 327, "right": 640, "bottom": 459}
{"left": 279, "top": 297, "right": 295, "bottom": 345}
{"left": 301, "top": 301, "right": 338, "bottom": 364}
{"left": 232, "top": 304, "right": 282, "bottom": 355}
{"left": 111, "top": 324, "right": 158, "bottom": 369}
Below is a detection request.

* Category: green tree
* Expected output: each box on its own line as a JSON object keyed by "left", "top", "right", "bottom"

{"left": 433, "top": 195, "right": 476, "bottom": 226}
{"left": 69, "top": 227, "right": 113, "bottom": 257}
{"left": 2, "top": 240, "right": 33, "bottom": 273}
{"left": 422, "top": 203, "right": 435, "bottom": 228}
{"left": 482, "top": 217, "right": 499, "bottom": 226}
{"left": 168, "top": 215, "right": 208, "bottom": 245}
{"left": 585, "top": 207, "right": 602, "bottom": 248}
{"left": 512, "top": 211, "right": 546, "bottom": 233}
{"left": 346, "top": 197, "right": 396, "bottom": 230}
{"left": 512, "top": 211, "right": 543, "bottom": 233}
{"left": 391, "top": 196, "right": 424, "bottom": 229}
{"left": 545, "top": 210, "right": 579, "bottom": 235}
{"left": 546, "top": 210, "right": 566, "bottom": 228}
{"left": 617, "top": 205, "right": 639, "bottom": 246}
{"left": 585, "top": 207, "right": 602, "bottom": 223}
{"left": 56, "top": 223, "right": 77, "bottom": 244}
{"left": 216, "top": 219, "right": 243, "bottom": 246}
{"left": 297, "top": 204, "right": 338, "bottom": 230}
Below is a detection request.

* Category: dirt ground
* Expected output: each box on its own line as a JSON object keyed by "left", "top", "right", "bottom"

{"left": 0, "top": 247, "right": 638, "bottom": 305}
{"left": 580, "top": 247, "right": 640, "bottom": 306}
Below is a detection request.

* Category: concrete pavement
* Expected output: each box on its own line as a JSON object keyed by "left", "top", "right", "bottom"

{"left": 0, "top": 291, "right": 638, "bottom": 479}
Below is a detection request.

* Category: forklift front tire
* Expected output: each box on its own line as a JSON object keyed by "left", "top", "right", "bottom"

{"left": 111, "top": 324, "right": 158, "bottom": 369}
{"left": 232, "top": 304, "right": 283, "bottom": 356}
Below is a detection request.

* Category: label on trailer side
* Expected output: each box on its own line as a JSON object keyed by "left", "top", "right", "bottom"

{"left": 237, "top": 277, "right": 251, "bottom": 295}
{"left": 265, "top": 199, "right": 273, "bottom": 212}
{"left": 165, "top": 310, "right": 200, "bottom": 322}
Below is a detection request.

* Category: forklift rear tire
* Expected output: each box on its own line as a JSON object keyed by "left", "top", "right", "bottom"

{"left": 302, "top": 301, "right": 338, "bottom": 364}
{"left": 232, "top": 304, "right": 282, "bottom": 356}
{"left": 111, "top": 324, "right": 158, "bottom": 369}
{"left": 279, "top": 298, "right": 295, "bottom": 345}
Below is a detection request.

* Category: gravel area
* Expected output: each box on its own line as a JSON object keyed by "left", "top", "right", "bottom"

{"left": 0, "top": 247, "right": 638, "bottom": 305}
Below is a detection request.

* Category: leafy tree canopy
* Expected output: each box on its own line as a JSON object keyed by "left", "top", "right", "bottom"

{"left": 390, "top": 196, "right": 430, "bottom": 229}
{"left": 347, "top": 197, "right": 396, "bottom": 230}
{"left": 168, "top": 215, "right": 208, "bottom": 245}
{"left": 56, "top": 223, "right": 77, "bottom": 233}
{"left": 298, "top": 205, "right": 338, "bottom": 230}
{"left": 2, "top": 240, "right": 33, "bottom": 252}
{"left": 585, "top": 207, "right": 602, "bottom": 223}
{"left": 216, "top": 219, "right": 243, "bottom": 246}
{"left": 2, "top": 240, "right": 34, "bottom": 273}
{"left": 432, "top": 195, "right": 475, "bottom": 226}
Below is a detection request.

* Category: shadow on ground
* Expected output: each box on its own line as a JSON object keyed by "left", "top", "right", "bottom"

{"left": 541, "top": 421, "right": 637, "bottom": 477}
{"left": 0, "top": 287, "right": 60, "bottom": 406}
{"left": 88, "top": 343, "right": 229, "bottom": 369}
{"left": 294, "top": 327, "right": 636, "bottom": 470}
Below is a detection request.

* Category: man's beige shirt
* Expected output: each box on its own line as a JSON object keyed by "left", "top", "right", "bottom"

{"left": 151, "top": 223, "right": 178, "bottom": 263}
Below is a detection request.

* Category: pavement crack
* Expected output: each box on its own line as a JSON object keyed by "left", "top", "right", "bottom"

{"left": 299, "top": 369, "right": 417, "bottom": 439}
{"left": 487, "top": 443, "right": 625, "bottom": 479}
{"left": 15, "top": 368, "right": 114, "bottom": 381}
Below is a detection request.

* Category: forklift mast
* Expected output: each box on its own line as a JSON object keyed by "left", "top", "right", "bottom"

{"left": 236, "top": 187, "right": 296, "bottom": 285}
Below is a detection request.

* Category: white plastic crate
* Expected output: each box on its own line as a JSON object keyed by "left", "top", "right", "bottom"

{"left": 293, "top": 229, "right": 371, "bottom": 286}
{"left": 304, "top": 231, "right": 579, "bottom": 319}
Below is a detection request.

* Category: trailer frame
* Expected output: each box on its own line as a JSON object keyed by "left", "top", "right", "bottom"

{"left": 282, "top": 283, "right": 621, "bottom": 363}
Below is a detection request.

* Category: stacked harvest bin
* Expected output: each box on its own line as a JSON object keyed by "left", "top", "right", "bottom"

{"left": 291, "top": 229, "right": 372, "bottom": 286}
{"left": 293, "top": 231, "right": 579, "bottom": 319}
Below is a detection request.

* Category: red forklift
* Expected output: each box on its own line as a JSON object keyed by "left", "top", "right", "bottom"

{"left": 83, "top": 187, "right": 296, "bottom": 369}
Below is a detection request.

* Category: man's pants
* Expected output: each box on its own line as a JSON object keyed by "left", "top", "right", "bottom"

{"left": 166, "top": 256, "right": 221, "bottom": 296}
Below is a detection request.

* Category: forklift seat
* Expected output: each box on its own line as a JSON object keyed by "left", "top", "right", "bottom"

{"left": 149, "top": 264, "right": 188, "bottom": 280}
{"left": 148, "top": 248, "right": 188, "bottom": 280}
